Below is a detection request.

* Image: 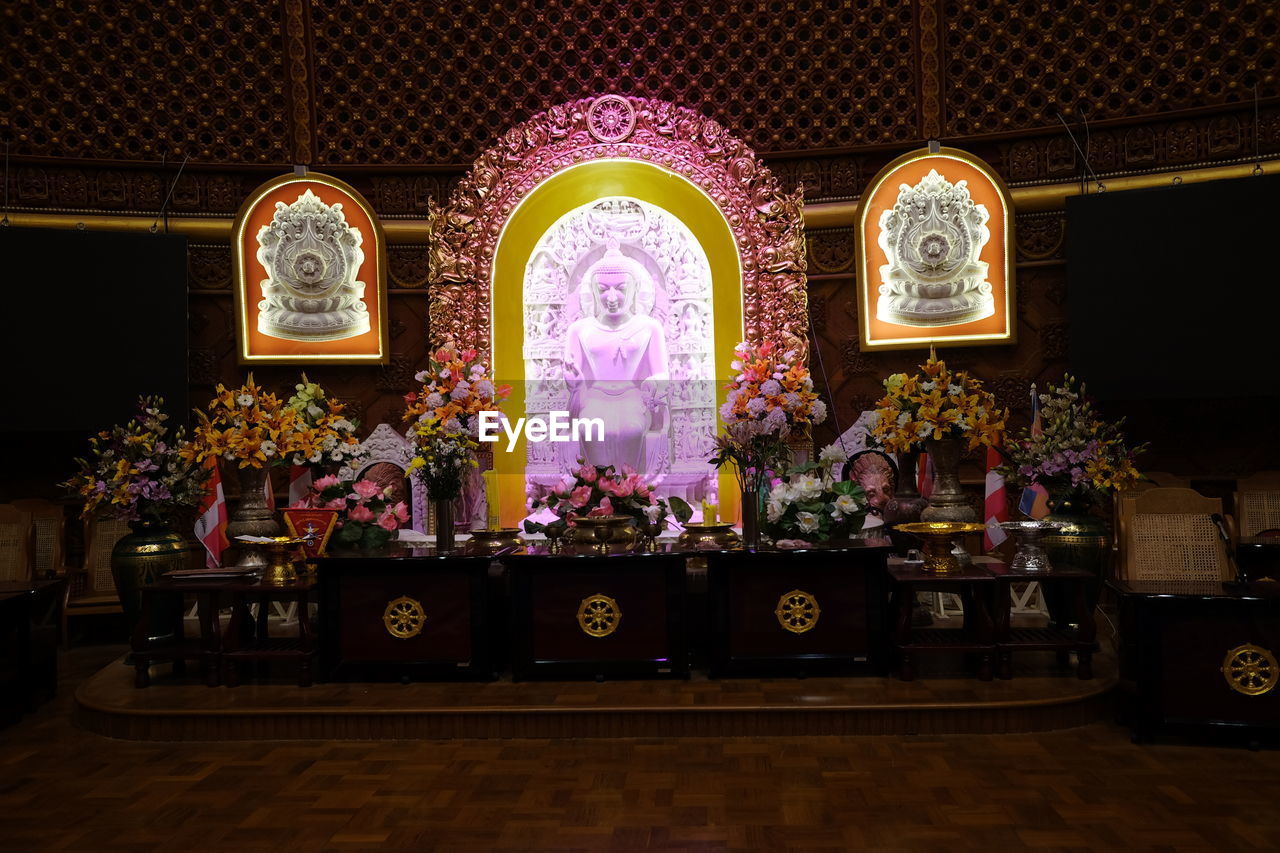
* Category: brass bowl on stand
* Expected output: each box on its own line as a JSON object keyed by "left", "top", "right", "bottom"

{"left": 677, "top": 522, "right": 742, "bottom": 551}
{"left": 467, "top": 528, "right": 523, "bottom": 555}
{"left": 261, "top": 536, "right": 310, "bottom": 584}
{"left": 568, "top": 515, "right": 638, "bottom": 554}
{"left": 894, "top": 522, "right": 987, "bottom": 574}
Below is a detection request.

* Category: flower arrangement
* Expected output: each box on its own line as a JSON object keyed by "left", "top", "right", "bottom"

{"left": 997, "top": 375, "right": 1144, "bottom": 500}
{"left": 283, "top": 374, "right": 365, "bottom": 470}
{"left": 711, "top": 340, "right": 828, "bottom": 492}
{"left": 528, "top": 462, "right": 690, "bottom": 530}
{"left": 295, "top": 474, "right": 409, "bottom": 549}
{"left": 191, "top": 374, "right": 307, "bottom": 469}
{"left": 403, "top": 344, "right": 510, "bottom": 499}
{"left": 764, "top": 456, "right": 869, "bottom": 545}
{"left": 63, "top": 396, "right": 209, "bottom": 523}
{"left": 869, "top": 353, "right": 1007, "bottom": 453}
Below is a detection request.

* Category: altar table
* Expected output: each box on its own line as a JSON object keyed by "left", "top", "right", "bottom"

{"left": 1111, "top": 577, "right": 1280, "bottom": 740}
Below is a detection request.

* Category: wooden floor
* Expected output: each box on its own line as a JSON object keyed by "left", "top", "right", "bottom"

{"left": 3, "top": 646, "right": 1280, "bottom": 851}
{"left": 76, "top": 647, "right": 1117, "bottom": 740}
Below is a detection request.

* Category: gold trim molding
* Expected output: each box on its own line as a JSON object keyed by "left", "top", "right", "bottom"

{"left": 6, "top": 158, "right": 1274, "bottom": 239}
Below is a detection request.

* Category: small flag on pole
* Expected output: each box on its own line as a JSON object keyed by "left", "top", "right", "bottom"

{"left": 288, "top": 465, "right": 313, "bottom": 506}
{"left": 983, "top": 444, "right": 1009, "bottom": 551}
{"left": 917, "top": 451, "right": 936, "bottom": 499}
{"left": 193, "top": 457, "right": 229, "bottom": 568}
{"left": 1019, "top": 383, "right": 1050, "bottom": 518}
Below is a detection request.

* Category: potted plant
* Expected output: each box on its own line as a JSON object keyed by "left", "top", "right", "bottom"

{"left": 63, "top": 396, "right": 209, "bottom": 638}
{"left": 869, "top": 351, "right": 1006, "bottom": 522}
{"left": 764, "top": 453, "right": 869, "bottom": 547}
{"left": 403, "top": 344, "right": 510, "bottom": 551}
{"left": 296, "top": 475, "right": 410, "bottom": 551}
{"left": 526, "top": 461, "right": 692, "bottom": 551}
{"left": 711, "top": 340, "right": 828, "bottom": 548}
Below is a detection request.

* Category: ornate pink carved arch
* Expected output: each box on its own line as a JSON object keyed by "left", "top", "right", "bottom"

{"left": 427, "top": 94, "right": 809, "bottom": 360}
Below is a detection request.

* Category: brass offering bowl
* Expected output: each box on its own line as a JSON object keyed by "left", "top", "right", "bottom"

{"left": 263, "top": 535, "right": 310, "bottom": 584}
{"left": 894, "top": 522, "right": 987, "bottom": 574}
{"left": 568, "top": 515, "right": 638, "bottom": 554}
{"left": 467, "top": 527, "right": 523, "bottom": 555}
{"left": 677, "top": 522, "right": 742, "bottom": 551}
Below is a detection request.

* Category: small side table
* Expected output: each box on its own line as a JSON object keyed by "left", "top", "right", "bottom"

{"left": 132, "top": 579, "right": 229, "bottom": 688}
{"left": 222, "top": 578, "right": 317, "bottom": 687}
{"left": 988, "top": 562, "right": 1097, "bottom": 679}
{"left": 889, "top": 562, "right": 996, "bottom": 681}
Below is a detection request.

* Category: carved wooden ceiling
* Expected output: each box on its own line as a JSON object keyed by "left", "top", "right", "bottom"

{"left": 5, "top": 0, "right": 1278, "bottom": 479}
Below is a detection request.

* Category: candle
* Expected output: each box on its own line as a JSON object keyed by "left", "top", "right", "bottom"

{"left": 702, "top": 500, "right": 718, "bottom": 524}
{"left": 483, "top": 469, "right": 501, "bottom": 530}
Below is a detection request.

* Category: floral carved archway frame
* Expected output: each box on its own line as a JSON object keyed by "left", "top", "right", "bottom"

{"left": 426, "top": 94, "right": 810, "bottom": 362}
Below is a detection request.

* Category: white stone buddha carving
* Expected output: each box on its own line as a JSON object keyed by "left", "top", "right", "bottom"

{"left": 256, "top": 189, "right": 370, "bottom": 341}
{"left": 562, "top": 242, "right": 669, "bottom": 479}
{"left": 876, "top": 169, "right": 994, "bottom": 327}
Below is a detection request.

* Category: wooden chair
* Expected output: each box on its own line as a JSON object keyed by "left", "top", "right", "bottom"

{"left": 63, "top": 516, "right": 130, "bottom": 643}
{"left": 11, "top": 499, "right": 68, "bottom": 580}
{"left": 0, "top": 503, "right": 33, "bottom": 585}
{"left": 1116, "top": 487, "right": 1234, "bottom": 590}
{"left": 1234, "top": 472, "right": 1280, "bottom": 540}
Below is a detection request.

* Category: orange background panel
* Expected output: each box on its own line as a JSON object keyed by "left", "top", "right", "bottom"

{"left": 860, "top": 154, "right": 1011, "bottom": 345}
{"left": 239, "top": 181, "right": 383, "bottom": 359}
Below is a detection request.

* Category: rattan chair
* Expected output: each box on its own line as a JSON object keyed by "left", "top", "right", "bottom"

{"left": 0, "top": 503, "right": 33, "bottom": 585}
{"left": 11, "top": 499, "right": 68, "bottom": 580}
{"left": 1116, "top": 487, "right": 1234, "bottom": 590}
{"left": 63, "top": 516, "right": 130, "bottom": 642}
{"left": 1234, "top": 472, "right": 1280, "bottom": 540}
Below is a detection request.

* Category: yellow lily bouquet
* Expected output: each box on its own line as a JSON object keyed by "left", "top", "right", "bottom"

{"left": 869, "top": 353, "right": 1007, "bottom": 454}
{"left": 192, "top": 374, "right": 311, "bottom": 469}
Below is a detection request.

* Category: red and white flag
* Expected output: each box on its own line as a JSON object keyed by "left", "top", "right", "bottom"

{"left": 983, "top": 444, "right": 1009, "bottom": 551}
{"left": 916, "top": 452, "right": 936, "bottom": 499}
{"left": 287, "top": 465, "right": 313, "bottom": 507}
{"left": 193, "top": 456, "right": 229, "bottom": 568}
{"left": 263, "top": 467, "right": 276, "bottom": 511}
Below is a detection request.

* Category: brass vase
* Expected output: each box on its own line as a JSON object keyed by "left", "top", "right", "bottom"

{"left": 920, "top": 437, "right": 977, "bottom": 522}
{"left": 677, "top": 522, "right": 741, "bottom": 550}
{"left": 226, "top": 464, "right": 280, "bottom": 569}
{"left": 1041, "top": 489, "right": 1110, "bottom": 626}
{"left": 112, "top": 519, "right": 201, "bottom": 642}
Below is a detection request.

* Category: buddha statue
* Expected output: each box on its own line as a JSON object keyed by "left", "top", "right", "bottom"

{"left": 562, "top": 243, "right": 669, "bottom": 479}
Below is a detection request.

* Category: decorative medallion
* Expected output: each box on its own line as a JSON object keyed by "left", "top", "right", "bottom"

{"left": 1221, "top": 643, "right": 1278, "bottom": 696}
{"left": 383, "top": 596, "right": 425, "bottom": 639}
{"left": 775, "top": 589, "right": 821, "bottom": 634}
{"left": 586, "top": 95, "right": 637, "bottom": 143}
{"left": 577, "top": 593, "right": 621, "bottom": 638}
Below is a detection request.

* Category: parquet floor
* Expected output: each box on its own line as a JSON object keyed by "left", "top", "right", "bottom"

{"left": 2, "top": 646, "right": 1279, "bottom": 852}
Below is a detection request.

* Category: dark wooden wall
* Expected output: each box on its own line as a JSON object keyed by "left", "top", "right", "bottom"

{"left": 4, "top": 0, "right": 1279, "bottom": 480}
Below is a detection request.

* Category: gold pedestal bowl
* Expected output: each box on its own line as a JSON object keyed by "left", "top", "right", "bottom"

{"left": 894, "top": 522, "right": 987, "bottom": 574}
{"left": 676, "top": 522, "right": 742, "bottom": 551}
{"left": 467, "top": 528, "right": 523, "bottom": 555}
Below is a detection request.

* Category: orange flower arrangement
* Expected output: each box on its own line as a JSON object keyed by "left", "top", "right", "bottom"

{"left": 191, "top": 374, "right": 311, "bottom": 469}
{"left": 869, "top": 353, "right": 1007, "bottom": 454}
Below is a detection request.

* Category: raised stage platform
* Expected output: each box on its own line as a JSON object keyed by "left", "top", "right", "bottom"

{"left": 75, "top": 649, "right": 1116, "bottom": 741}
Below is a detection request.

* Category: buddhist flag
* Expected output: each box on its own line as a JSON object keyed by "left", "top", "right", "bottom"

{"left": 983, "top": 444, "right": 1009, "bottom": 551}
{"left": 263, "top": 468, "right": 276, "bottom": 511}
{"left": 288, "top": 465, "right": 313, "bottom": 506}
{"left": 193, "top": 456, "right": 229, "bottom": 568}
{"left": 1018, "top": 383, "right": 1051, "bottom": 519}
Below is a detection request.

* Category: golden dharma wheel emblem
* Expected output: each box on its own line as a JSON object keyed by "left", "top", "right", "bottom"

{"left": 383, "top": 596, "right": 426, "bottom": 640}
{"left": 1222, "top": 643, "right": 1278, "bottom": 696}
{"left": 577, "top": 594, "right": 621, "bottom": 638}
{"left": 775, "top": 589, "right": 821, "bottom": 634}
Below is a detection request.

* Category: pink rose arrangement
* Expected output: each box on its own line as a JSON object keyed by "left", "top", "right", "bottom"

{"left": 526, "top": 461, "right": 691, "bottom": 533}
{"left": 292, "top": 474, "right": 409, "bottom": 549}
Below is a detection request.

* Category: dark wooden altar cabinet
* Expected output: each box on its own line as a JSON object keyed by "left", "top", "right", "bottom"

{"left": 507, "top": 551, "right": 688, "bottom": 681}
{"left": 706, "top": 541, "right": 893, "bottom": 677}
{"left": 1112, "top": 578, "right": 1280, "bottom": 740}
{"left": 317, "top": 551, "right": 494, "bottom": 682}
